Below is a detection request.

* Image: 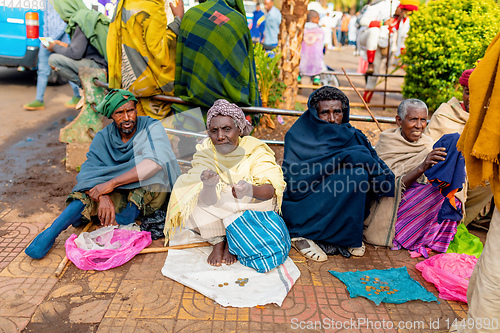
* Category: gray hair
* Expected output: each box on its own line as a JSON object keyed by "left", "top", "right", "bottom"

{"left": 397, "top": 99, "right": 428, "bottom": 120}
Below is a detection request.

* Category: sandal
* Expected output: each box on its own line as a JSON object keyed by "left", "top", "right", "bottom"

{"left": 348, "top": 242, "right": 366, "bottom": 257}
{"left": 291, "top": 237, "right": 327, "bottom": 262}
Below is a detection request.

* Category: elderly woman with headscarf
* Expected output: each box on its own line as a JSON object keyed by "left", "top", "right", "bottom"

{"left": 47, "top": 0, "right": 109, "bottom": 88}
{"left": 364, "top": 99, "right": 464, "bottom": 258}
{"left": 281, "top": 87, "right": 395, "bottom": 262}
{"left": 164, "top": 99, "right": 289, "bottom": 272}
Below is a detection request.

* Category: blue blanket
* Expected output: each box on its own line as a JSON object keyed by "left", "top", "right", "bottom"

{"left": 329, "top": 267, "right": 438, "bottom": 305}
{"left": 424, "top": 133, "right": 465, "bottom": 222}
{"left": 281, "top": 88, "right": 394, "bottom": 248}
{"left": 73, "top": 116, "right": 181, "bottom": 192}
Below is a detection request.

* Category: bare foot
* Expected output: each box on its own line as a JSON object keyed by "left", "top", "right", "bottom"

{"left": 222, "top": 242, "right": 237, "bottom": 265}
{"left": 207, "top": 241, "right": 224, "bottom": 266}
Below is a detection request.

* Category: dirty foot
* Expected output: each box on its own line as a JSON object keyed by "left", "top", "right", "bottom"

{"left": 207, "top": 241, "right": 225, "bottom": 266}
{"left": 222, "top": 242, "right": 237, "bottom": 265}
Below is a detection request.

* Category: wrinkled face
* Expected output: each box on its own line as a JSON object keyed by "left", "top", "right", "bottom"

{"left": 317, "top": 100, "right": 343, "bottom": 125}
{"left": 396, "top": 106, "right": 427, "bottom": 142}
{"left": 111, "top": 101, "right": 137, "bottom": 136}
{"left": 208, "top": 115, "right": 241, "bottom": 154}
{"left": 463, "top": 86, "right": 470, "bottom": 112}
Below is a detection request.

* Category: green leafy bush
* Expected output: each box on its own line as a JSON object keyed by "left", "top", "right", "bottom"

{"left": 401, "top": 0, "right": 500, "bottom": 111}
{"left": 254, "top": 43, "right": 286, "bottom": 108}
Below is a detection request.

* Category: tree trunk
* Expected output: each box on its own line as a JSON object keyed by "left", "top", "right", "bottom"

{"left": 279, "top": 0, "right": 309, "bottom": 110}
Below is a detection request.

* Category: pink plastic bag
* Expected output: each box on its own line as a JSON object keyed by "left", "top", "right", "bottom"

{"left": 415, "top": 253, "right": 477, "bottom": 303}
{"left": 65, "top": 228, "right": 151, "bottom": 271}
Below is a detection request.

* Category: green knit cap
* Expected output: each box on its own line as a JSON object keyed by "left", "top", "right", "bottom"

{"left": 95, "top": 89, "right": 138, "bottom": 118}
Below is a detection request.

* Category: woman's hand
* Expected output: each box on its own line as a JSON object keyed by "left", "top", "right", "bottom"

{"left": 201, "top": 169, "right": 219, "bottom": 187}
{"left": 232, "top": 180, "right": 252, "bottom": 199}
{"left": 421, "top": 147, "right": 447, "bottom": 172}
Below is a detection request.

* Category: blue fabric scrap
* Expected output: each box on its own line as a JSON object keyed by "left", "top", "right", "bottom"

{"left": 329, "top": 267, "right": 438, "bottom": 305}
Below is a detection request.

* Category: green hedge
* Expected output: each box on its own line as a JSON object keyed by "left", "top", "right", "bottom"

{"left": 401, "top": 0, "right": 500, "bottom": 111}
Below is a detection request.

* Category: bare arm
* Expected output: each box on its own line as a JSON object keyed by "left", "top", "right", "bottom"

{"left": 89, "top": 159, "right": 162, "bottom": 201}
{"left": 402, "top": 148, "right": 447, "bottom": 189}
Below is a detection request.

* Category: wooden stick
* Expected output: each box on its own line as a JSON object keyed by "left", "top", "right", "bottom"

{"left": 54, "top": 221, "right": 93, "bottom": 278}
{"left": 138, "top": 242, "right": 211, "bottom": 254}
{"left": 341, "top": 67, "right": 383, "bottom": 132}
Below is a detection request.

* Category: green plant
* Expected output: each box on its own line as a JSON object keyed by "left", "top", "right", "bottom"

{"left": 254, "top": 43, "right": 286, "bottom": 108}
{"left": 401, "top": 0, "right": 500, "bottom": 111}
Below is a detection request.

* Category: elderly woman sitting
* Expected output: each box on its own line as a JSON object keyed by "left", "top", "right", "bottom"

{"left": 364, "top": 99, "right": 463, "bottom": 257}
{"left": 164, "top": 99, "right": 289, "bottom": 271}
{"left": 281, "top": 87, "right": 394, "bottom": 261}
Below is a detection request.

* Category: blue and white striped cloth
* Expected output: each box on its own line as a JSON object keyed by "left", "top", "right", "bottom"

{"left": 226, "top": 210, "right": 291, "bottom": 273}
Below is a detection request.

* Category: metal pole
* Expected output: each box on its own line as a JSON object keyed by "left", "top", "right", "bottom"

{"left": 383, "top": 0, "right": 393, "bottom": 110}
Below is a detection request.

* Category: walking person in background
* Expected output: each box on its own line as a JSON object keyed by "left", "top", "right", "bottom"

{"left": 23, "top": 0, "right": 81, "bottom": 111}
{"left": 340, "top": 13, "right": 350, "bottom": 46}
{"left": 348, "top": 12, "right": 358, "bottom": 49}
{"left": 250, "top": 2, "right": 265, "bottom": 43}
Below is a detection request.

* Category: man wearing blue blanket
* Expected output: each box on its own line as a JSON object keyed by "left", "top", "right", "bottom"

{"left": 25, "top": 89, "right": 181, "bottom": 259}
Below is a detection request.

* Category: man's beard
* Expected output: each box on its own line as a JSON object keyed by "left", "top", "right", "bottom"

{"left": 118, "top": 120, "right": 137, "bottom": 134}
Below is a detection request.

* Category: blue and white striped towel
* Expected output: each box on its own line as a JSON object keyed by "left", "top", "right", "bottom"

{"left": 226, "top": 210, "right": 291, "bottom": 273}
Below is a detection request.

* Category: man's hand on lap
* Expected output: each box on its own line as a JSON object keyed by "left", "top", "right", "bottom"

{"left": 89, "top": 181, "right": 116, "bottom": 201}
{"left": 98, "top": 195, "right": 117, "bottom": 227}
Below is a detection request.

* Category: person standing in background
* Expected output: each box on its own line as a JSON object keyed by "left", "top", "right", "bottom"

{"left": 23, "top": 0, "right": 81, "bottom": 111}
{"left": 340, "top": 13, "right": 350, "bottom": 46}
{"left": 262, "top": 0, "right": 281, "bottom": 50}
{"left": 250, "top": 2, "right": 265, "bottom": 43}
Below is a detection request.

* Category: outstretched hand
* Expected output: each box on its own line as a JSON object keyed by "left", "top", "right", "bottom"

{"left": 201, "top": 169, "right": 219, "bottom": 187}
{"left": 232, "top": 180, "right": 252, "bottom": 199}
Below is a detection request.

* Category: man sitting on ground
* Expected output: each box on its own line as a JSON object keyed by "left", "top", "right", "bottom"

{"left": 282, "top": 87, "right": 395, "bottom": 261}
{"left": 25, "top": 89, "right": 181, "bottom": 259}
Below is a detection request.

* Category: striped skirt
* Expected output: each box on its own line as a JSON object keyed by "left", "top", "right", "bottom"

{"left": 392, "top": 183, "right": 461, "bottom": 258}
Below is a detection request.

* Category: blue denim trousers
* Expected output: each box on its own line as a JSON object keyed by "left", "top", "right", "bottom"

{"left": 36, "top": 33, "right": 80, "bottom": 102}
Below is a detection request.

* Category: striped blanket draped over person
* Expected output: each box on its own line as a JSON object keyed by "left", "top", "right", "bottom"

{"left": 107, "top": 0, "right": 179, "bottom": 120}
{"left": 364, "top": 127, "right": 461, "bottom": 258}
{"left": 173, "top": 0, "right": 261, "bottom": 114}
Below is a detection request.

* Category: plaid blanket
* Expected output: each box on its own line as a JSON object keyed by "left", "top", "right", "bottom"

{"left": 173, "top": 0, "right": 261, "bottom": 113}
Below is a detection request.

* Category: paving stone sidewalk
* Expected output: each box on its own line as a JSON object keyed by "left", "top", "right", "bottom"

{"left": 0, "top": 204, "right": 482, "bottom": 333}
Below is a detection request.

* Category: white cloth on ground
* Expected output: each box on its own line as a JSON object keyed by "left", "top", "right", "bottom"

{"left": 161, "top": 227, "right": 300, "bottom": 308}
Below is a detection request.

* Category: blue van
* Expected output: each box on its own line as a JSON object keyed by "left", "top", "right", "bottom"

{"left": 0, "top": 2, "right": 44, "bottom": 69}
{"left": 0, "top": 0, "right": 116, "bottom": 70}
